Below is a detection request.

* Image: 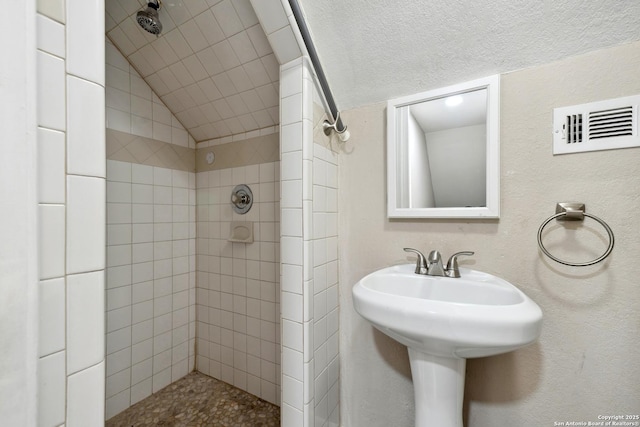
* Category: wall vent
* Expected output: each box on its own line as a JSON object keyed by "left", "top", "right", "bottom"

{"left": 553, "top": 95, "right": 640, "bottom": 154}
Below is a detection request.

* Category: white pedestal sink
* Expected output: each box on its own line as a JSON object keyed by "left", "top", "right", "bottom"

{"left": 352, "top": 264, "right": 542, "bottom": 427}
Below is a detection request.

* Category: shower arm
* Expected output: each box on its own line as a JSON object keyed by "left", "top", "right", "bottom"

{"left": 288, "top": 0, "right": 349, "bottom": 138}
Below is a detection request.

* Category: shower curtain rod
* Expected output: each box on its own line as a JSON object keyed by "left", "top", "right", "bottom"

{"left": 288, "top": 0, "right": 347, "bottom": 135}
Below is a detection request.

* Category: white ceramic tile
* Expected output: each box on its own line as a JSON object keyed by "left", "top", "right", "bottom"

{"left": 106, "top": 64, "right": 130, "bottom": 93}
{"left": 107, "top": 327, "right": 132, "bottom": 355}
{"left": 212, "top": 0, "right": 244, "bottom": 37}
{"left": 281, "top": 291, "right": 303, "bottom": 322}
{"left": 107, "top": 160, "right": 132, "bottom": 183}
{"left": 281, "top": 92, "right": 303, "bottom": 126}
{"left": 130, "top": 75, "right": 153, "bottom": 100}
{"left": 131, "top": 378, "right": 153, "bottom": 405}
{"left": 229, "top": 31, "right": 258, "bottom": 64}
{"left": 280, "top": 64, "right": 303, "bottom": 99}
{"left": 106, "top": 40, "right": 130, "bottom": 72}
{"left": 106, "top": 367, "right": 130, "bottom": 398}
{"left": 37, "top": 51, "right": 65, "bottom": 131}
{"left": 107, "top": 86, "right": 131, "bottom": 114}
{"left": 66, "top": 0, "right": 105, "bottom": 85}
{"left": 281, "top": 402, "right": 304, "bottom": 427}
{"left": 282, "top": 319, "right": 303, "bottom": 352}
{"left": 38, "top": 205, "right": 65, "bottom": 280}
{"left": 282, "top": 375, "right": 304, "bottom": 413}
{"left": 38, "top": 351, "right": 66, "bottom": 427}
{"left": 67, "top": 176, "right": 106, "bottom": 274}
{"left": 67, "top": 361, "right": 105, "bottom": 427}
{"left": 132, "top": 163, "right": 154, "bottom": 184}
{"left": 39, "top": 278, "right": 65, "bottom": 357}
{"left": 37, "top": 128, "right": 65, "bottom": 204}
{"left": 107, "top": 107, "right": 131, "bottom": 133}
{"left": 37, "top": 14, "right": 65, "bottom": 57}
{"left": 107, "top": 181, "right": 132, "bottom": 204}
{"left": 37, "top": 0, "right": 65, "bottom": 23}
{"left": 67, "top": 271, "right": 105, "bottom": 374}
{"left": 249, "top": 0, "right": 288, "bottom": 35}
{"left": 268, "top": 26, "right": 302, "bottom": 65}
{"left": 281, "top": 180, "right": 302, "bottom": 209}
{"left": 106, "top": 389, "right": 131, "bottom": 420}
{"left": 153, "top": 167, "right": 173, "bottom": 186}
{"left": 106, "top": 347, "right": 131, "bottom": 377}
{"left": 164, "top": 29, "right": 194, "bottom": 60}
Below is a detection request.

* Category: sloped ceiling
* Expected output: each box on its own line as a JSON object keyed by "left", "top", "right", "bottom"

{"left": 106, "top": 0, "right": 280, "bottom": 142}
{"left": 107, "top": 0, "right": 640, "bottom": 142}
{"left": 298, "top": 0, "right": 640, "bottom": 110}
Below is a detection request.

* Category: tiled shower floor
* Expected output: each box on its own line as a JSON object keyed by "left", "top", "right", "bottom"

{"left": 106, "top": 371, "right": 280, "bottom": 427}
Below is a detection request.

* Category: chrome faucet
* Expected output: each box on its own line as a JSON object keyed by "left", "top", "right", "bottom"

{"left": 404, "top": 248, "right": 474, "bottom": 278}
{"left": 426, "top": 250, "right": 445, "bottom": 276}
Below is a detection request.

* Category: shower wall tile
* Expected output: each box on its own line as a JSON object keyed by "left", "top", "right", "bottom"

{"left": 37, "top": 0, "right": 65, "bottom": 24}
{"left": 105, "top": 160, "right": 196, "bottom": 420}
{"left": 37, "top": 14, "right": 65, "bottom": 58}
{"left": 196, "top": 160, "right": 281, "bottom": 406}
{"left": 278, "top": 57, "right": 341, "bottom": 427}
{"left": 37, "top": 128, "right": 66, "bottom": 204}
{"left": 67, "top": 271, "right": 105, "bottom": 374}
{"left": 106, "top": 40, "right": 196, "bottom": 149}
{"left": 37, "top": 351, "right": 66, "bottom": 427}
{"left": 36, "top": 51, "right": 66, "bottom": 131}
{"left": 67, "top": 76, "right": 106, "bottom": 177}
{"left": 38, "top": 278, "right": 66, "bottom": 357}
{"left": 66, "top": 0, "right": 105, "bottom": 86}
{"left": 67, "top": 361, "right": 105, "bottom": 427}
{"left": 38, "top": 205, "right": 66, "bottom": 280}
{"left": 36, "top": 5, "right": 107, "bottom": 427}
{"left": 66, "top": 175, "right": 106, "bottom": 274}
{"left": 249, "top": 0, "right": 288, "bottom": 36}
{"left": 267, "top": 26, "right": 302, "bottom": 66}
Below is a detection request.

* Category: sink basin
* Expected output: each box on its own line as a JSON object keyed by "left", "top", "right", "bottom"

{"left": 353, "top": 263, "right": 542, "bottom": 358}
{"left": 352, "top": 263, "right": 542, "bottom": 427}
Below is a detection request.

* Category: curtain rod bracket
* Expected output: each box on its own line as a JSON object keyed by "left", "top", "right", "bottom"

{"left": 322, "top": 111, "right": 351, "bottom": 142}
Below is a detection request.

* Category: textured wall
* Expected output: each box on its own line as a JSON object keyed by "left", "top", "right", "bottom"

{"left": 339, "top": 40, "right": 640, "bottom": 426}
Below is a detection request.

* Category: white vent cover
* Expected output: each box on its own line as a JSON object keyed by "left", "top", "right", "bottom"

{"left": 553, "top": 95, "right": 640, "bottom": 154}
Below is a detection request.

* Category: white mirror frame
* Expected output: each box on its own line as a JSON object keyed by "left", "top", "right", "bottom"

{"left": 387, "top": 75, "right": 500, "bottom": 219}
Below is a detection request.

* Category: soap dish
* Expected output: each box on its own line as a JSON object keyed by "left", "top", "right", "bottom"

{"left": 228, "top": 221, "right": 253, "bottom": 243}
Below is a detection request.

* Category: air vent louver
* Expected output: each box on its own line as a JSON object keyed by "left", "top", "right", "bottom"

{"left": 553, "top": 95, "right": 640, "bottom": 154}
{"left": 588, "top": 106, "right": 633, "bottom": 139}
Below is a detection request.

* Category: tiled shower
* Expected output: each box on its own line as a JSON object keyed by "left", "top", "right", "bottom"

{"left": 35, "top": 0, "right": 340, "bottom": 426}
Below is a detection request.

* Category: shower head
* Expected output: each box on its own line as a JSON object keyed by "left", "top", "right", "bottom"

{"left": 136, "top": 0, "right": 163, "bottom": 35}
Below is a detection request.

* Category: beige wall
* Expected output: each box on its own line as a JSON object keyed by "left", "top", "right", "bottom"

{"left": 339, "top": 40, "right": 640, "bottom": 426}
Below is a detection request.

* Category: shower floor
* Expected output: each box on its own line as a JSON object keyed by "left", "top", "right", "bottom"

{"left": 106, "top": 371, "right": 280, "bottom": 427}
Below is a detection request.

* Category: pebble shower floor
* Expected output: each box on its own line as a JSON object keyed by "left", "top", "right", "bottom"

{"left": 105, "top": 371, "right": 280, "bottom": 427}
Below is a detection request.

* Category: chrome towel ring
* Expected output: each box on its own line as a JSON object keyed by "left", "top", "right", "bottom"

{"left": 537, "top": 202, "right": 614, "bottom": 267}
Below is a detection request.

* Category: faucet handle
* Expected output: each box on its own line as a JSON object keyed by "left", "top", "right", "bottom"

{"left": 445, "top": 251, "right": 474, "bottom": 278}
{"left": 404, "top": 248, "right": 427, "bottom": 275}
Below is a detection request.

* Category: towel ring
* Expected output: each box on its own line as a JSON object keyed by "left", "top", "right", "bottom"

{"left": 537, "top": 203, "right": 614, "bottom": 267}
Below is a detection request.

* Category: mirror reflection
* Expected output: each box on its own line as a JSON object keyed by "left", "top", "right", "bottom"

{"left": 400, "top": 89, "right": 487, "bottom": 208}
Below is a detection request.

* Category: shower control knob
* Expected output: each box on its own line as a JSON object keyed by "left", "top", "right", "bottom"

{"left": 231, "top": 184, "right": 253, "bottom": 214}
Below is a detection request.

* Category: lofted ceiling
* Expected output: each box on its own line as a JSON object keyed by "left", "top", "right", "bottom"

{"left": 107, "top": 1, "right": 640, "bottom": 142}
{"left": 106, "top": 0, "right": 279, "bottom": 142}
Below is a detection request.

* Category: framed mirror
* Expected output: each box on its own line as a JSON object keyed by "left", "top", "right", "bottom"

{"left": 387, "top": 75, "right": 500, "bottom": 219}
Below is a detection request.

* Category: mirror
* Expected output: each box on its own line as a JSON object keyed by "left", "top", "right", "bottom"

{"left": 387, "top": 75, "right": 500, "bottom": 218}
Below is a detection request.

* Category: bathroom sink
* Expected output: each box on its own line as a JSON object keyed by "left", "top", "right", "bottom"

{"left": 352, "top": 263, "right": 543, "bottom": 427}
{"left": 353, "top": 263, "right": 542, "bottom": 358}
